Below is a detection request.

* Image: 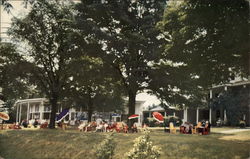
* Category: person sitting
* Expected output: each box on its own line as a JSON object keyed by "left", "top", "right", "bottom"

{"left": 33, "top": 119, "right": 39, "bottom": 128}
{"left": 131, "top": 122, "right": 138, "bottom": 133}
{"left": 103, "top": 122, "right": 109, "bottom": 132}
{"left": 40, "top": 121, "right": 48, "bottom": 129}
{"left": 85, "top": 122, "right": 91, "bottom": 132}
{"left": 95, "top": 122, "right": 104, "bottom": 132}
{"left": 21, "top": 120, "right": 28, "bottom": 128}
{"left": 184, "top": 122, "right": 191, "bottom": 134}
{"left": 143, "top": 124, "right": 148, "bottom": 129}
{"left": 78, "top": 122, "right": 87, "bottom": 131}
{"left": 204, "top": 121, "right": 211, "bottom": 135}
{"left": 123, "top": 124, "right": 129, "bottom": 133}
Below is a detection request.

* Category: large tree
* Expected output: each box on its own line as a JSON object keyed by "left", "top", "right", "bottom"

{"left": 155, "top": 0, "right": 250, "bottom": 107}
{"left": 75, "top": 0, "right": 166, "bottom": 117}
{"left": 9, "top": 0, "right": 76, "bottom": 128}
{"left": 67, "top": 56, "right": 124, "bottom": 122}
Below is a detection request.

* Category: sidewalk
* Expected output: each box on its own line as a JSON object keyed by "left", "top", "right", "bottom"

{"left": 218, "top": 128, "right": 250, "bottom": 134}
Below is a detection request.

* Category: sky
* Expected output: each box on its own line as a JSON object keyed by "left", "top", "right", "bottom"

{"left": 0, "top": 1, "right": 30, "bottom": 42}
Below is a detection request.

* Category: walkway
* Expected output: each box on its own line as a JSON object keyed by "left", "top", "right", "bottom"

{"left": 218, "top": 128, "right": 250, "bottom": 134}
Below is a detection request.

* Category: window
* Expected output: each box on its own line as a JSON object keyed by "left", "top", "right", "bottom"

{"left": 35, "top": 105, "right": 39, "bottom": 112}
{"left": 44, "top": 106, "right": 51, "bottom": 112}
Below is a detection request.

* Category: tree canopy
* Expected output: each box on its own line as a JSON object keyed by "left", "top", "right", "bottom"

{"left": 154, "top": 0, "right": 250, "bottom": 108}
{"left": 75, "top": 0, "right": 166, "bottom": 116}
{"left": 67, "top": 55, "right": 125, "bottom": 122}
{"left": 8, "top": 0, "right": 77, "bottom": 128}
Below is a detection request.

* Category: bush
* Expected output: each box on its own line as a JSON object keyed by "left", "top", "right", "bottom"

{"left": 164, "top": 116, "right": 182, "bottom": 127}
{"left": 126, "top": 130, "right": 161, "bottom": 159}
{"left": 144, "top": 118, "right": 164, "bottom": 127}
{"left": 95, "top": 133, "right": 115, "bottom": 159}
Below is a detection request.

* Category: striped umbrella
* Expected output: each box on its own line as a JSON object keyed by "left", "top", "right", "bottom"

{"left": 128, "top": 114, "right": 139, "bottom": 120}
{"left": 0, "top": 112, "right": 9, "bottom": 121}
{"left": 56, "top": 109, "right": 69, "bottom": 122}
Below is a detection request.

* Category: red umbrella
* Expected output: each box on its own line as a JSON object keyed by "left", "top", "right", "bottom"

{"left": 0, "top": 112, "right": 9, "bottom": 121}
{"left": 152, "top": 112, "right": 164, "bottom": 123}
{"left": 128, "top": 114, "right": 139, "bottom": 120}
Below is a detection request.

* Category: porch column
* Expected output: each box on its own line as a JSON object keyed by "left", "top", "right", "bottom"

{"left": 27, "top": 101, "right": 30, "bottom": 120}
{"left": 224, "top": 109, "right": 227, "bottom": 122}
{"left": 16, "top": 104, "right": 19, "bottom": 123}
{"left": 196, "top": 108, "right": 199, "bottom": 124}
{"left": 183, "top": 108, "right": 188, "bottom": 122}
{"left": 209, "top": 89, "right": 212, "bottom": 124}
{"left": 173, "top": 112, "right": 176, "bottom": 117}
{"left": 209, "top": 108, "right": 212, "bottom": 123}
{"left": 69, "top": 108, "right": 71, "bottom": 121}
{"left": 140, "top": 113, "right": 143, "bottom": 126}
{"left": 19, "top": 103, "right": 22, "bottom": 123}
{"left": 209, "top": 90, "right": 213, "bottom": 99}
{"left": 164, "top": 112, "right": 167, "bottom": 117}
{"left": 138, "top": 114, "right": 141, "bottom": 127}
{"left": 224, "top": 86, "right": 227, "bottom": 91}
{"left": 149, "top": 112, "right": 152, "bottom": 118}
{"left": 40, "top": 100, "right": 44, "bottom": 121}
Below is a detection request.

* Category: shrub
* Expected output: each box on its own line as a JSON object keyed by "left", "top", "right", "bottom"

{"left": 95, "top": 133, "right": 115, "bottom": 159}
{"left": 126, "top": 130, "right": 161, "bottom": 159}
{"left": 164, "top": 116, "right": 182, "bottom": 127}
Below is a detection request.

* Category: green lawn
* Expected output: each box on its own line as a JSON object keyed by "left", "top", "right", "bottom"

{"left": 0, "top": 128, "right": 250, "bottom": 159}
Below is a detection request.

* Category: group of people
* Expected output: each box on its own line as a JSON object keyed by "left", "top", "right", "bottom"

{"left": 180, "top": 120, "right": 211, "bottom": 135}
{"left": 78, "top": 121, "right": 139, "bottom": 133}
{"left": 21, "top": 119, "right": 40, "bottom": 128}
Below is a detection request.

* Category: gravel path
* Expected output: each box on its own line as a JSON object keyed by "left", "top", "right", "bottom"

{"left": 218, "top": 128, "right": 250, "bottom": 134}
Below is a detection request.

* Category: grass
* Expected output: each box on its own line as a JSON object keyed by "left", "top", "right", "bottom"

{"left": 0, "top": 128, "right": 250, "bottom": 159}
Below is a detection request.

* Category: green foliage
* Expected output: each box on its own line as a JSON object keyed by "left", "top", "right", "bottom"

{"left": 144, "top": 116, "right": 182, "bottom": 127}
{"left": 8, "top": 0, "right": 76, "bottom": 128}
{"left": 154, "top": 0, "right": 250, "bottom": 108}
{"left": 75, "top": 0, "right": 166, "bottom": 115}
{"left": 211, "top": 86, "right": 249, "bottom": 126}
{"left": 66, "top": 55, "right": 125, "bottom": 121}
{"left": 95, "top": 133, "right": 116, "bottom": 159}
{"left": 126, "top": 130, "right": 161, "bottom": 159}
{"left": 164, "top": 116, "right": 182, "bottom": 127}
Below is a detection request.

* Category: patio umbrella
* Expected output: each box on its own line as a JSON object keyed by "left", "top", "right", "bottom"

{"left": 56, "top": 109, "right": 69, "bottom": 122}
{"left": 152, "top": 112, "right": 164, "bottom": 123}
{"left": 128, "top": 114, "right": 139, "bottom": 120}
{"left": 0, "top": 112, "right": 9, "bottom": 121}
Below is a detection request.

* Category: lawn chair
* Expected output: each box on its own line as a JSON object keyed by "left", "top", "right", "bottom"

{"left": 40, "top": 122, "right": 48, "bottom": 129}
{"left": 203, "top": 122, "right": 210, "bottom": 135}
{"left": 165, "top": 122, "right": 176, "bottom": 134}
{"left": 169, "top": 122, "right": 176, "bottom": 134}
{"left": 192, "top": 126, "right": 197, "bottom": 134}
{"left": 115, "top": 122, "right": 123, "bottom": 133}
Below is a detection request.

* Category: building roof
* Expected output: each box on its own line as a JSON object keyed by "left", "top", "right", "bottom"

{"left": 14, "top": 98, "right": 47, "bottom": 105}
{"left": 212, "top": 80, "right": 250, "bottom": 89}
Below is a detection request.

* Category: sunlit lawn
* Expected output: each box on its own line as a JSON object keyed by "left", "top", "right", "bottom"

{"left": 0, "top": 128, "right": 250, "bottom": 159}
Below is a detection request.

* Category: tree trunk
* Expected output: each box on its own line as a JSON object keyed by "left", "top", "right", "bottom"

{"left": 128, "top": 90, "right": 137, "bottom": 128}
{"left": 248, "top": 51, "right": 250, "bottom": 78}
{"left": 128, "top": 90, "right": 136, "bottom": 116}
{"left": 49, "top": 94, "right": 58, "bottom": 129}
{"left": 87, "top": 96, "right": 93, "bottom": 122}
